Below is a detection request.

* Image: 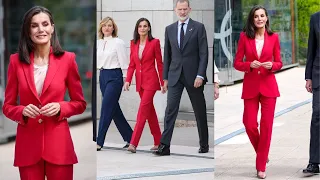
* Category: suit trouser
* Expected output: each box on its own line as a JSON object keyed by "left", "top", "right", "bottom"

{"left": 130, "top": 89, "right": 162, "bottom": 147}
{"left": 161, "top": 73, "right": 208, "bottom": 146}
{"left": 97, "top": 69, "right": 133, "bottom": 147}
{"left": 19, "top": 159, "right": 73, "bottom": 180}
{"left": 243, "top": 94, "right": 277, "bottom": 171}
{"left": 309, "top": 87, "right": 320, "bottom": 164}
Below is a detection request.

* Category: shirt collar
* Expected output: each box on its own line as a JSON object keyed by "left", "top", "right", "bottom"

{"left": 103, "top": 36, "right": 113, "bottom": 41}
{"left": 178, "top": 17, "right": 190, "bottom": 26}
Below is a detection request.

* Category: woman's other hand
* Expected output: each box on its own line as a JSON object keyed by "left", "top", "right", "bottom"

{"left": 124, "top": 82, "right": 130, "bottom": 91}
{"left": 40, "top": 103, "right": 61, "bottom": 117}
{"left": 22, "top": 104, "right": 40, "bottom": 118}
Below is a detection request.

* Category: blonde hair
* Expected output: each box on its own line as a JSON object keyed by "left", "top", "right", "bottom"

{"left": 98, "top": 17, "right": 118, "bottom": 39}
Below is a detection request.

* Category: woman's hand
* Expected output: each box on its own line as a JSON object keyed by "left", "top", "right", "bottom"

{"left": 261, "top": 62, "right": 273, "bottom": 69}
{"left": 250, "top": 60, "right": 261, "bottom": 68}
{"left": 161, "top": 86, "right": 166, "bottom": 94}
{"left": 124, "top": 82, "right": 130, "bottom": 91}
{"left": 22, "top": 104, "right": 40, "bottom": 118}
{"left": 40, "top": 103, "right": 61, "bottom": 117}
{"left": 214, "top": 83, "right": 219, "bottom": 100}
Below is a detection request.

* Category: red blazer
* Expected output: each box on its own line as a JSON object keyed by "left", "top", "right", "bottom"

{"left": 2, "top": 49, "right": 86, "bottom": 167}
{"left": 234, "top": 32, "right": 283, "bottom": 99}
{"left": 126, "top": 38, "right": 164, "bottom": 92}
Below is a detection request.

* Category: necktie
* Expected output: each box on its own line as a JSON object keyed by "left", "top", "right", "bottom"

{"left": 180, "top": 23, "right": 185, "bottom": 50}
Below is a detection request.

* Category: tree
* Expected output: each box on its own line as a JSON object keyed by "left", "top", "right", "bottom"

{"left": 297, "top": 0, "right": 320, "bottom": 63}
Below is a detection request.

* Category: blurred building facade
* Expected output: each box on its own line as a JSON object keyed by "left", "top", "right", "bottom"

{"left": 96, "top": 0, "right": 214, "bottom": 122}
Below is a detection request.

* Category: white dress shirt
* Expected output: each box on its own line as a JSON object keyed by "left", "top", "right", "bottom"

{"left": 97, "top": 36, "right": 128, "bottom": 77}
{"left": 177, "top": 18, "right": 204, "bottom": 80}
{"left": 177, "top": 18, "right": 189, "bottom": 48}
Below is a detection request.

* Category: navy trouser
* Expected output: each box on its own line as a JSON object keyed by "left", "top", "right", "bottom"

{"left": 96, "top": 69, "right": 133, "bottom": 147}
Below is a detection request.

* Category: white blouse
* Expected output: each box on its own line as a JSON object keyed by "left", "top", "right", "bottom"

{"left": 34, "top": 64, "right": 48, "bottom": 96}
{"left": 97, "top": 36, "right": 128, "bottom": 77}
{"left": 138, "top": 44, "right": 145, "bottom": 60}
{"left": 255, "top": 39, "right": 264, "bottom": 58}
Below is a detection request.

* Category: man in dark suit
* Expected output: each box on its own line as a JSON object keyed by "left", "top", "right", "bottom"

{"left": 304, "top": 11, "right": 320, "bottom": 176}
{"left": 154, "top": 0, "right": 209, "bottom": 156}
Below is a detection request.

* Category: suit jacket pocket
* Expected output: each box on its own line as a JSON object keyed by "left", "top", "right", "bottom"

{"left": 169, "top": 61, "right": 179, "bottom": 70}
{"left": 313, "top": 57, "right": 320, "bottom": 66}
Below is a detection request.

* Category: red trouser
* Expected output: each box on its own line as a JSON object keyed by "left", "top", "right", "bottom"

{"left": 19, "top": 159, "right": 73, "bottom": 180}
{"left": 130, "top": 89, "right": 162, "bottom": 147}
{"left": 243, "top": 94, "right": 277, "bottom": 171}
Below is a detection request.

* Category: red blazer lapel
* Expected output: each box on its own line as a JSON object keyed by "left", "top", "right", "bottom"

{"left": 141, "top": 39, "right": 151, "bottom": 61}
{"left": 248, "top": 37, "right": 259, "bottom": 60}
{"left": 22, "top": 52, "right": 40, "bottom": 102}
{"left": 135, "top": 40, "right": 140, "bottom": 60}
{"left": 259, "top": 31, "right": 268, "bottom": 59}
{"left": 136, "top": 39, "right": 151, "bottom": 61}
{"left": 41, "top": 52, "right": 59, "bottom": 96}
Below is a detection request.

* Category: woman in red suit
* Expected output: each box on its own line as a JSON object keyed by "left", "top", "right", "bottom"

{"left": 124, "top": 18, "right": 165, "bottom": 153}
{"left": 2, "top": 6, "right": 86, "bottom": 180}
{"left": 233, "top": 5, "right": 283, "bottom": 179}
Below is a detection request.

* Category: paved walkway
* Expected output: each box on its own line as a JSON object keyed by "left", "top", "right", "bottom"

{"left": 97, "top": 120, "right": 214, "bottom": 180}
{"left": 215, "top": 66, "right": 319, "bottom": 179}
{"left": 215, "top": 99, "right": 318, "bottom": 179}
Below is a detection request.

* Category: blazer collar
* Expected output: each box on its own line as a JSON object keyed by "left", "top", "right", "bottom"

{"left": 136, "top": 39, "right": 151, "bottom": 61}
{"left": 181, "top": 18, "right": 195, "bottom": 50}
{"left": 249, "top": 30, "right": 268, "bottom": 60}
{"left": 173, "top": 18, "right": 195, "bottom": 51}
{"left": 22, "top": 47, "right": 60, "bottom": 101}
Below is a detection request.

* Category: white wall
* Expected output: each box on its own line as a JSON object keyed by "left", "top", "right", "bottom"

{"left": 96, "top": 0, "right": 214, "bottom": 121}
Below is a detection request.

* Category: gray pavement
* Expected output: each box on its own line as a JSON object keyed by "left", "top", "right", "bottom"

{"left": 97, "top": 118, "right": 214, "bottom": 180}
{"left": 215, "top": 66, "right": 319, "bottom": 179}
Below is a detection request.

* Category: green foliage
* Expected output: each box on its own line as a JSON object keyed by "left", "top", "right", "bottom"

{"left": 297, "top": 0, "right": 320, "bottom": 60}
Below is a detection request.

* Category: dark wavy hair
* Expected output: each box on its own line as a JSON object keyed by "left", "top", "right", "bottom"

{"left": 133, "top": 18, "right": 154, "bottom": 44}
{"left": 18, "top": 6, "right": 64, "bottom": 64}
{"left": 243, "top": 5, "right": 274, "bottom": 39}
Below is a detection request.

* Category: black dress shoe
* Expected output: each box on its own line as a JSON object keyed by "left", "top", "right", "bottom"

{"left": 123, "top": 143, "right": 130, "bottom": 148}
{"left": 303, "top": 163, "right": 320, "bottom": 176}
{"left": 198, "top": 145, "right": 209, "bottom": 153}
{"left": 97, "top": 147, "right": 102, "bottom": 151}
{"left": 153, "top": 144, "right": 170, "bottom": 156}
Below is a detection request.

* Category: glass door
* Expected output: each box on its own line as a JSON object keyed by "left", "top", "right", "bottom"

{"left": 214, "top": 0, "right": 236, "bottom": 85}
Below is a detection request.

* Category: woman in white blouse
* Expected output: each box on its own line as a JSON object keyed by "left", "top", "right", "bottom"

{"left": 96, "top": 17, "right": 133, "bottom": 151}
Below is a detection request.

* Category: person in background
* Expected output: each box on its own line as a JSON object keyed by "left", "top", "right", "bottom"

{"left": 303, "top": 11, "right": 320, "bottom": 176}
{"left": 2, "top": 6, "right": 86, "bottom": 179}
{"left": 233, "top": 5, "right": 283, "bottom": 179}
{"left": 96, "top": 17, "right": 133, "bottom": 151}
{"left": 124, "top": 18, "right": 165, "bottom": 153}
{"left": 214, "top": 61, "right": 220, "bottom": 100}
{"left": 154, "top": 0, "right": 210, "bottom": 156}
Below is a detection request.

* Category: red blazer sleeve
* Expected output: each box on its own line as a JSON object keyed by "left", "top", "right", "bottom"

{"left": 155, "top": 39, "right": 164, "bottom": 86}
{"left": 234, "top": 32, "right": 251, "bottom": 72}
{"left": 2, "top": 56, "right": 27, "bottom": 125}
{"left": 271, "top": 33, "right": 283, "bottom": 71}
{"left": 57, "top": 53, "right": 86, "bottom": 121}
{"left": 126, "top": 41, "right": 136, "bottom": 84}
